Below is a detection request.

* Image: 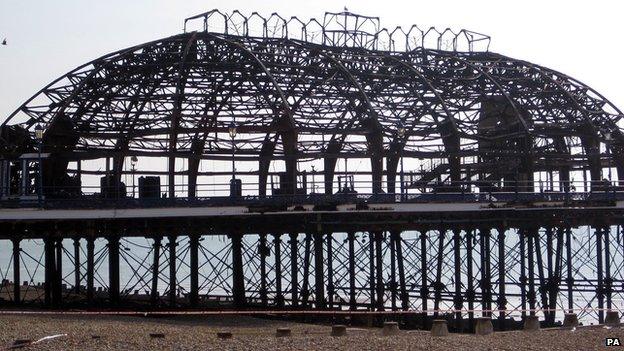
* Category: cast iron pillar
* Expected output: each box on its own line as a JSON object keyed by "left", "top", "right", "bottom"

{"left": 231, "top": 233, "right": 246, "bottom": 308}
{"left": 150, "top": 236, "right": 162, "bottom": 306}
{"left": 108, "top": 236, "right": 120, "bottom": 305}
{"left": 12, "top": 238, "right": 20, "bottom": 304}
{"left": 313, "top": 232, "right": 326, "bottom": 309}
{"left": 168, "top": 235, "right": 177, "bottom": 307}
{"left": 189, "top": 234, "right": 199, "bottom": 307}
{"left": 289, "top": 233, "right": 299, "bottom": 308}
{"left": 86, "top": 237, "right": 95, "bottom": 305}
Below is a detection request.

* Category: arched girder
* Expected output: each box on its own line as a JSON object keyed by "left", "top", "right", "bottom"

{"left": 424, "top": 51, "right": 534, "bottom": 190}
{"left": 2, "top": 33, "right": 190, "bottom": 131}
{"left": 166, "top": 33, "right": 198, "bottom": 198}
{"left": 207, "top": 33, "right": 298, "bottom": 195}
{"left": 384, "top": 54, "right": 461, "bottom": 192}
{"left": 289, "top": 42, "right": 384, "bottom": 193}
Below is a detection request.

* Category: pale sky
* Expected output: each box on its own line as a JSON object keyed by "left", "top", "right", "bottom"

{"left": 1, "top": 0, "right": 623, "bottom": 122}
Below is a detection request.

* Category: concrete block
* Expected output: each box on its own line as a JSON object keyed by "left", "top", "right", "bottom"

{"left": 217, "top": 331, "right": 233, "bottom": 339}
{"left": 562, "top": 313, "right": 578, "bottom": 329}
{"left": 275, "top": 328, "right": 291, "bottom": 337}
{"left": 475, "top": 317, "right": 493, "bottom": 335}
{"left": 331, "top": 325, "right": 347, "bottom": 337}
{"left": 523, "top": 315, "right": 540, "bottom": 332}
{"left": 606, "top": 310, "right": 621, "bottom": 326}
{"left": 431, "top": 319, "right": 449, "bottom": 337}
{"left": 381, "top": 321, "right": 400, "bottom": 336}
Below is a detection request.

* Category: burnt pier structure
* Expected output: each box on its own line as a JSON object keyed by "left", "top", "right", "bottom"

{"left": 2, "top": 10, "right": 624, "bottom": 329}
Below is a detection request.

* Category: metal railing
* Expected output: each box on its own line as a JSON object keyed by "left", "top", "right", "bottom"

{"left": 0, "top": 179, "right": 621, "bottom": 210}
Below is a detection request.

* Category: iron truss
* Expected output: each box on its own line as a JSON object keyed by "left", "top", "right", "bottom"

{"left": 1, "top": 9, "right": 623, "bottom": 198}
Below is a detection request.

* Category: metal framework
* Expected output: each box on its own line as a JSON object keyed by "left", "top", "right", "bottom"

{"left": 1, "top": 9, "right": 624, "bottom": 330}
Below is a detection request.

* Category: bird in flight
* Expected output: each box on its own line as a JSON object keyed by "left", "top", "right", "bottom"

{"left": 1, "top": 38, "right": 6, "bottom": 46}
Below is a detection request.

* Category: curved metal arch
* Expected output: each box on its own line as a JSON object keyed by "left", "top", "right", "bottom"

{"left": 2, "top": 33, "right": 190, "bottom": 130}
{"left": 204, "top": 33, "right": 298, "bottom": 195}
{"left": 430, "top": 50, "right": 532, "bottom": 137}
{"left": 288, "top": 40, "right": 385, "bottom": 193}
{"left": 383, "top": 53, "right": 462, "bottom": 189}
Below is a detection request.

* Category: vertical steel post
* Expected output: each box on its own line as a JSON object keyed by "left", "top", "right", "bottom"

{"left": 259, "top": 233, "right": 268, "bottom": 307}
{"left": 289, "top": 233, "right": 299, "bottom": 308}
{"left": 389, "top": 231, "right": 397, "bottom": 311}
{"left": 452, "top": 228, "right": 463, "bottom": 326}
{"left": 497, "top": 227, "right": 506, "bottom": 329}
{"left": 151, "top": 236, "right": 161, "bottom": 306}
{"left": 375, "top": 231, "right": 385, "bottom": 311}
{"left": 420, "top": 229, "right": 428, "bottom": 314}
{"left": 274, "top": 233, "right": 283, "bottom": 307}
{"left": 527, "top": 229, "right": 536, "bottom": 317}
{"left": 596, "top": 226, "right": 604, "bottom": 324}
{"left": 604, "top": 226, "right": 612, "bottom": 310}
{"left": 108, "top": 236, "right": 120, "bottom": 305}
{"left": 565, "top": 227, "right": 573, "bottom": 313}
{"left": 301, "top": 233, "right": 311, "bottom": 308}
{"left": 189, "top": 234, "right": 199, "bottom": 307}
{"left": 44, "top": 237, "right": 54, "bottom": 307}
{"left": 231, "top": 233, "right": 246, "bottom": 308}
{"left": 519, "top": 228, "right": 527, "bottom": 319}
{"left": 434, "top": 228, "right": 445, "bottom": 317}
{"left": 86, "top": 237, "right": 95, "bottom": 305}
{"left": 369, "top": 232, "right": 376, "bottom": 310}
{"left": 12, "top": 238, "right": 20, "bottom": 304}
{"left": 466, "top": 228, "right": 475, "bottom": 328}
{"left": 327, "top": 233, "right": 334, "bottom": 309}
{"left": 394, "top": 231, "right": 409, "bottom": 311}
{"left": 54, "top": 238, "right": 63, "bottom": 306}
{"left": 73, "top": 238, "right": 80, "bottom": 294}
{"left": 314, "top": 232, "right": 325, "bottom": 309}
{"left": 348, "top": 232, "right": 357, "bottom": 310}
{"left": 168, "top": 235, "right": 176, "bottom": 306}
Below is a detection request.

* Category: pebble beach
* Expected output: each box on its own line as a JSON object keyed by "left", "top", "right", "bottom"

{"left": 0, "top": 314, "right": 623, "bottom": 350}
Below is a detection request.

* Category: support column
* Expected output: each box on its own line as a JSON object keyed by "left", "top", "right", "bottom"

{"left": 289, "top": 233, "right": 299, "bottom": 308}
{"left": 565, "top": 227, "right": 573, "bottom": 313}
{"left": 168, "top": 235, "right": 176, "bottom": 307}
{"left": 452, "top": 228, "right": 463, "bottom": 327}
{"left": 86, "top": 237, "right": 95, "bottom": 305}
{"left": 479, "top": 228, "right": 492, "bottom": 317}
{"left": 301, "top": 233, "right": 311, "bottom": 308}
{"left": 497, "top": 227, "right": 507, "bottom": 330}
{"left": 527, "top": 229, "right": 536, "bottom": 317}
{"left": 44, "top": 237, "right": 55, "bottom": 307}
{"left": 151, "top": 236, "right": 162, "bottom": 306}
{"left": 604, "top": 226, "right": 612, "bottom": 311}
{"left": 369, "top": 232, "right": 376, "bottom": 310}
{"left": 375, "top": 231, "right": 385, "bottom": 311}
{"left": 12, "top": 238, "right": 20, "bottom": 304}
{"left": 348, "top": 232, "right": 357, "bottom": 310}
{"left": 108, "top": 236, "right": 120, "bottom": 305}
{"left": 274, "top": 233, "right": 283, "bottom": 307}
{"left": 259, "top": 233, "right": 268, "bottom": 307}
{"left": 73, "top": 238, "right": 80, "bottom": 294}
{"left": 189, "top": 234, "right": 199, "bottom": 307}
{"left": 394, "top": 231, "right": 409, "bottom": 311}
{"left": 466, "top": 228, "right": 475, "bottom": 329}
{"left": 54, "top": 238, "right": 63, "bottom": 306}
{"left": 390, "top": 230, "right": 398, "bottom": 311}
{"left": 313, "top": 232, "right": 325, "bottom": 309}
{"left": 231, "top": 233, "right": 246, "bottom": 308}
{"left": 420, "top": 229, "right": 429, "bottom": 314}
{"left": 327, "top": 233, "right": 334, "bottom": 309}
{"left": 519, "top": 228, "right": 527, "bottom": 319}
{"left": 596, "top": 226, "right": 604, "bottom": 324}
{"left": 434, "top": 228, "right": 445, "bottom": 317}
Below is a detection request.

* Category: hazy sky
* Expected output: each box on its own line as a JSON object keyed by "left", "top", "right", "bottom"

{"left": 1, "top": 0, "right": 623, "bottom": 122}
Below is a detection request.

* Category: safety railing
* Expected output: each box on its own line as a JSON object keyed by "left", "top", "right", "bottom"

{"left": 0, "top": 179, "right": 621, "bottom": 210}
